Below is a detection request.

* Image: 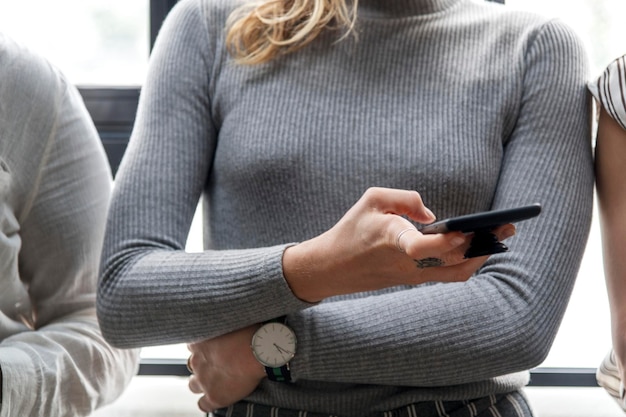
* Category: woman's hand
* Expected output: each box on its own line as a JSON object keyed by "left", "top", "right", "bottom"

{"left": 283, "top": 187, "right": 515, "bottom": 303}
{"left": 187, "top": 324, "right": 265, "bottom": 413}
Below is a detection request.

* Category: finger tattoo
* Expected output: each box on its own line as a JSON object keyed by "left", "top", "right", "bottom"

{"left": 414, "top": 257, "right": 445, "bottom": 269}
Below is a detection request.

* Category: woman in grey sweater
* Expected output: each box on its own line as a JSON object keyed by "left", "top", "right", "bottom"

{"left": 98, "top": 0, "right": 593, "bottom": 416}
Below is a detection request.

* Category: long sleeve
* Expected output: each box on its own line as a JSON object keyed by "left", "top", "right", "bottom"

{"left": 0, "top": 34, "right": 139, "bottom": 417}
{"left": 98, "top": 0, "right": 313, "bottom": 348}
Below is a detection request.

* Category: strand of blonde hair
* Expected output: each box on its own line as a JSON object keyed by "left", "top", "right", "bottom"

{"left": 226, "top": 0, "right": 358, "bottom": 65}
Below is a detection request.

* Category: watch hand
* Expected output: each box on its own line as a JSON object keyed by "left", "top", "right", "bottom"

{"left": 273, "top": 343, "right": 294, "bottom": 356}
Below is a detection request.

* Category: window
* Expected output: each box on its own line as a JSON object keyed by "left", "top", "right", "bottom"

{"left": 507, "top": 0, "right": 626, "bottom": 75}
{"left": 0, "top": 0, "right": 149, "bottom": 86}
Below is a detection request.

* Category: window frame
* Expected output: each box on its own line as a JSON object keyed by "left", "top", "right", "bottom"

{"left": 137, "top": 360, "right": 598, "bottom": 387}
{"left": 80, "top": 87, "right": 139, "bottom": 176}
{"left": 85, "top": 0, "right": 597, "bottom": 388}
{"left": 78, "top": 0, "right": 177, "bottom": 176}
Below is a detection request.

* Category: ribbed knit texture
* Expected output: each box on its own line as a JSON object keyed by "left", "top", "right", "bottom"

{"left": 98, "top": 0, "right": 593, "bottom": 415}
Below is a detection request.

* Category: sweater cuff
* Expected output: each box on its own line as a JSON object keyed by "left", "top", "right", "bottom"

{"left": 269, "top": 244, "right": 318, "bottom": 312}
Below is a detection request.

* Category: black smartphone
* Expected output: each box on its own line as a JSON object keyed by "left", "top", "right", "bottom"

{"left": 418, "top": 204, "right": 542, "bottom": 258}
{"left": 419, "top": 204, "right": 542, "bottom": 235}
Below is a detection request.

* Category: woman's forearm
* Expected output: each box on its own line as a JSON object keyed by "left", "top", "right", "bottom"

{"left": 596, "top": 107, "right": 626, "bottom": 341}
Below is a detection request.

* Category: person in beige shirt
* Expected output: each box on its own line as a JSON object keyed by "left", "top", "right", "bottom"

{"left": 0, "top": 33, "right": 139, "bottom": 416}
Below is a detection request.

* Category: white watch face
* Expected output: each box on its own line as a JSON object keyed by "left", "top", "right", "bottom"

{"left": 252, "top": 322, "right": 297, "bottom": 368}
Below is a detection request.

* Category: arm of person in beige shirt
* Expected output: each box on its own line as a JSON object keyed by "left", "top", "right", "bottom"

{"left": 0, "top": 34, "right": 139, "bottom": 417}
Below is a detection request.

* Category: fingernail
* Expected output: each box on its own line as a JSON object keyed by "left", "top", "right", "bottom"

{"left": 502, "top": 226, "right": 516, "bottom": 240}
{"left": 450, "top": 236, "right": 466, "bottom": 247}
{"left": 424, "top": 207, "right": 436, "bottom": 220}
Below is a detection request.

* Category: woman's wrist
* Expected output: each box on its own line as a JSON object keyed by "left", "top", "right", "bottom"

{"left": 282, "top": 240, "right": 328, "bottom": 303}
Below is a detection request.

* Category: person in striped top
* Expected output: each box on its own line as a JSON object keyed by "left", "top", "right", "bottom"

{"left": 593, "top": 54, "right": 626, "bottom": 410}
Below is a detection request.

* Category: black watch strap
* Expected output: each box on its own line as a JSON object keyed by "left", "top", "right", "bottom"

{"left": 262, "top": 316, "right": 293, "bottom": 383}
{"left": 265, "top": 363, "right": 292, "bottom": 382}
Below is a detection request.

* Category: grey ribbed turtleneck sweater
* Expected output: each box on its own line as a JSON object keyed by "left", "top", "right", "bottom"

{"left": 98, "top": 0, "right": 593, "bottom": 414}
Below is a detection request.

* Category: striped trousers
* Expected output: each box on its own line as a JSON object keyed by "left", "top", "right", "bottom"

{"left": 212, "top": 391, "right": 534, "bottom": 417}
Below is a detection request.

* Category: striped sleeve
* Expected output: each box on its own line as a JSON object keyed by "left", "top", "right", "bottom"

{"left": 589, "top": 54, "right": 626, "bottom": 130}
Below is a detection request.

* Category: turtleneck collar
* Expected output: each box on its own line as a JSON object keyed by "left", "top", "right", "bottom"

{"left": 357, "top": 0, "right": 463, "bottom": 19}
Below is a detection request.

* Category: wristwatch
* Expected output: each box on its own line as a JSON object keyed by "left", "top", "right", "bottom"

{"left": 251, "top": 318, "right": 297, "bottom": 383}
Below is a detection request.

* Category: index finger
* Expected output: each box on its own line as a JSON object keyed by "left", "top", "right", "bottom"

{"left": 360, "top": 187, "right": 436, "bottom": 224}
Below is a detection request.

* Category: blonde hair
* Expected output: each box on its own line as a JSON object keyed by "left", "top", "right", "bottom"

{"left": 226, "top": 0, "right": 358, "bottom": 65}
